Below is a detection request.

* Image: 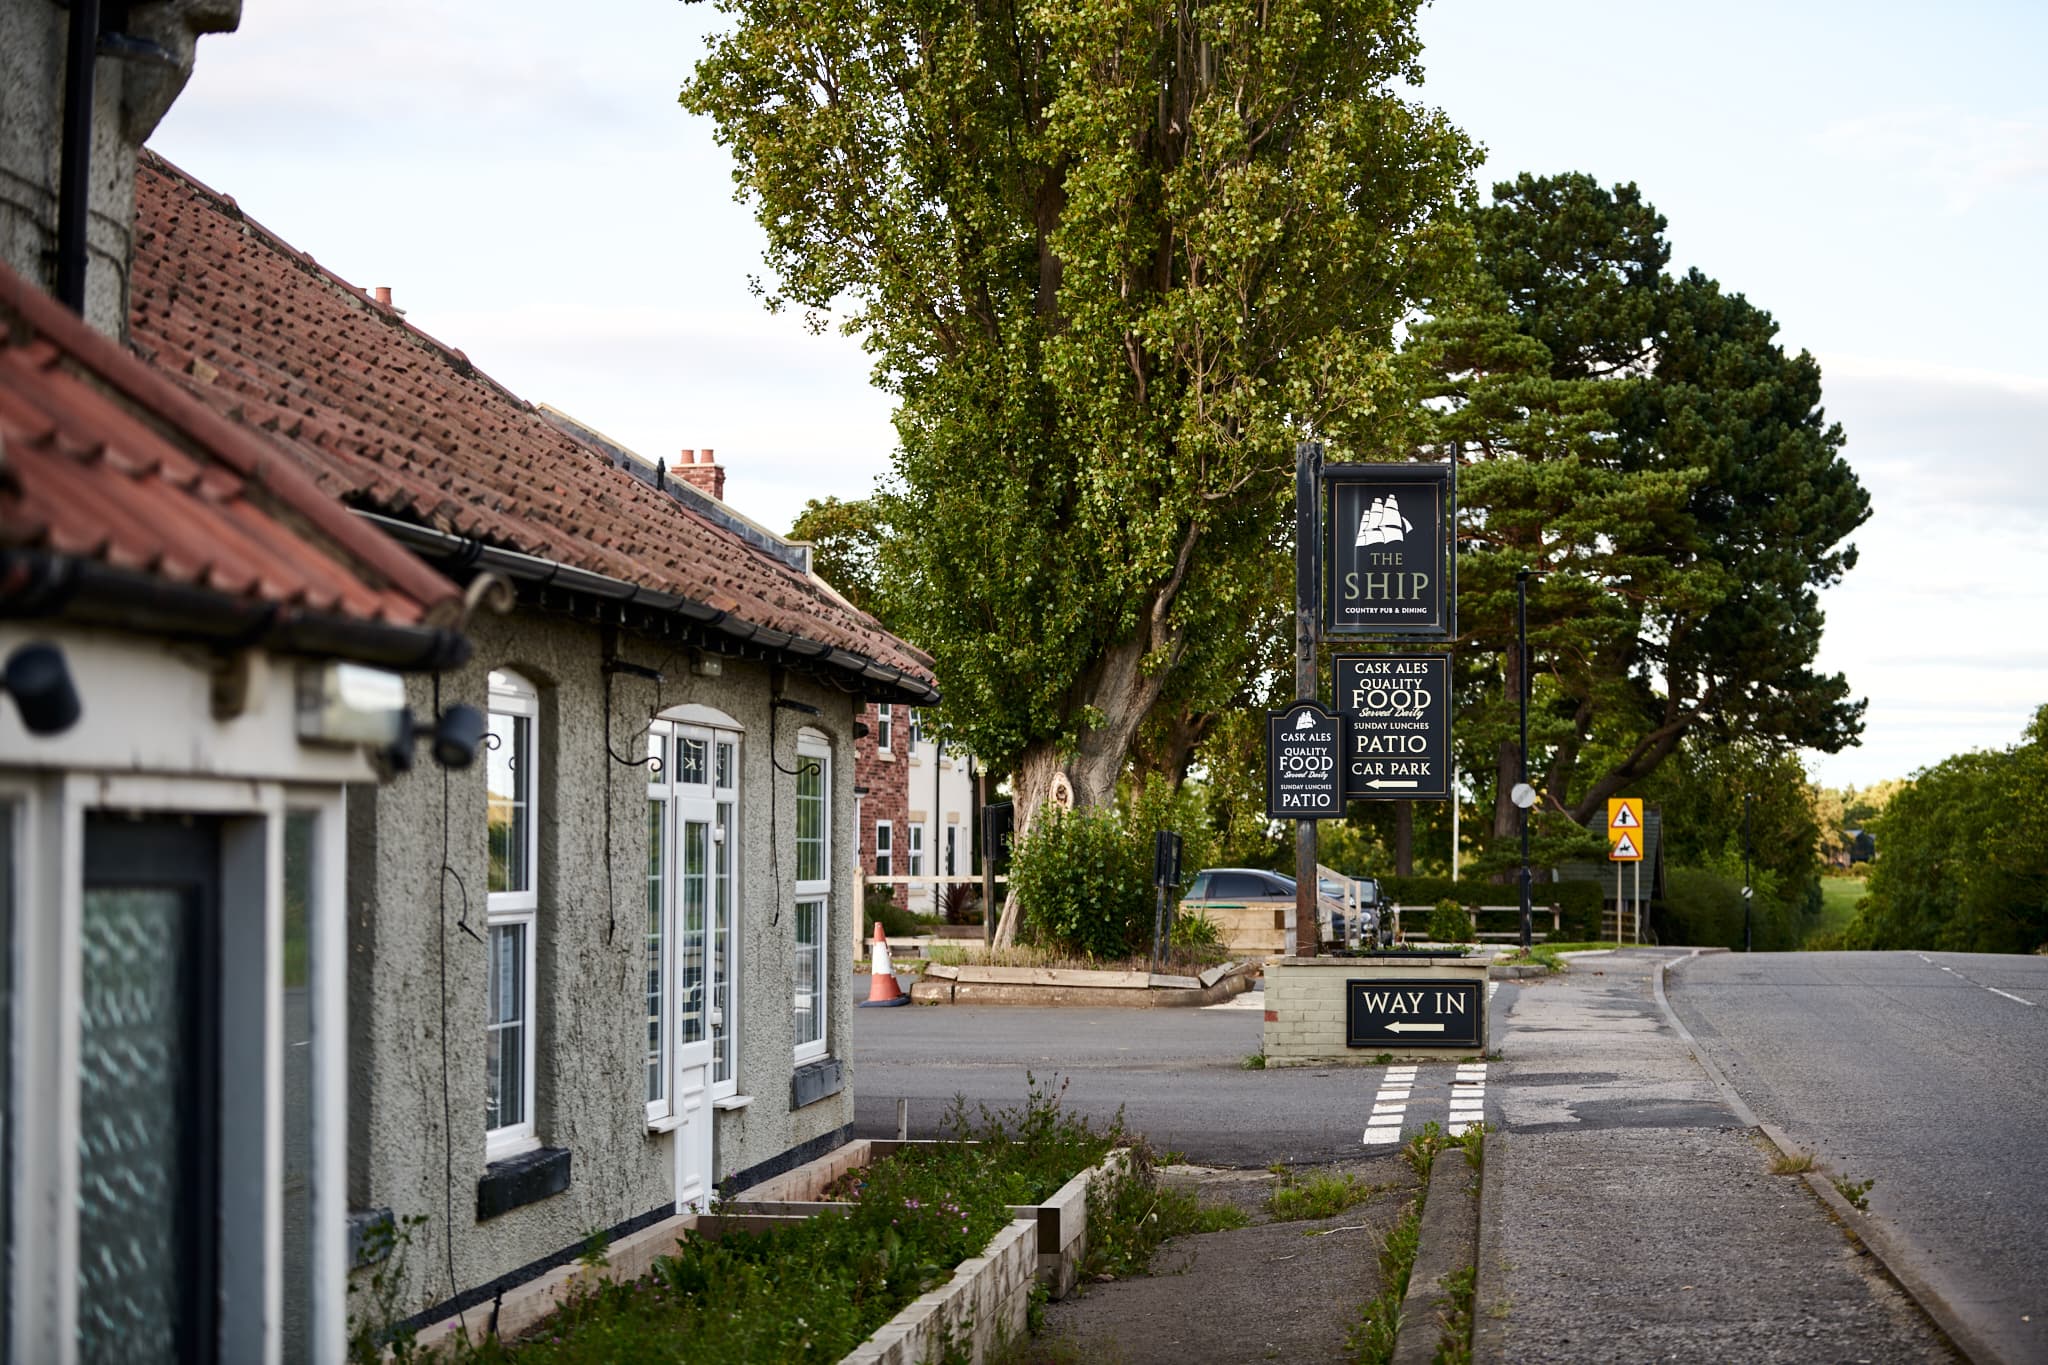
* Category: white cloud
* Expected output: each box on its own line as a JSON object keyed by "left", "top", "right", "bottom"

{"left": 1813, "top": 108, "right": 2048, "bottom": 213}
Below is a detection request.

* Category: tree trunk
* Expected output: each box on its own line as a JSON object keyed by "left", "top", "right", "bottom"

{"left": 992, "top": 633, "right": 1174, "bottom": 946}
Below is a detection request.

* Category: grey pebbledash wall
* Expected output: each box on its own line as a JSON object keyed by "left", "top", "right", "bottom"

{"left": 0, "top": 0, "right": 241, "bottom": 337}
{"left": 346, "top": 606, "right": 858, "bottom": 1321}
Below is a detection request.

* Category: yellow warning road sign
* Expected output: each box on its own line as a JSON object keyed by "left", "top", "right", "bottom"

{"left": 1610, "top": 830, "right": 1642, "bottom": 862}
{"left": 1608, "top": 798, "right": 1643, "bottom": 834}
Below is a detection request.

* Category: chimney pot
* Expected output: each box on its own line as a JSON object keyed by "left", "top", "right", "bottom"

{"left": 374, "top": 286, "right": 392, "bottom": 306}
{"left": 700, "top": 447, "right": 715, "bottom": 464}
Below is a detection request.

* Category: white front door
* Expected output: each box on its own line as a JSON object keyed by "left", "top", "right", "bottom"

{"left": 672, "top": 809, "right": 715, "bottom": 1210}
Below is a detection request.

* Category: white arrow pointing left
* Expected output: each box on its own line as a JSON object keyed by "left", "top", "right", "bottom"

{"left": 1384, "top": 1021, "right": 1445, "bottom": 1033}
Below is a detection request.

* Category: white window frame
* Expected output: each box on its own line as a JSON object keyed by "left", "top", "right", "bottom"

{"left": 644, "top": 727, "right": 673, "bottom": 1123}
{"left": 873, "top": 819, "right": 893, "bottom": 878}
{"left": 908, "top": 708, "right": 923, "bottom": 748}
{"left": 646, "top": 712, "right": 745, "bottom": 1118}
{"left": 793, "top": 731, "right": 831, "bottom": 1064}
{"left": 486, "top": 669, "right": 540, "bottom": 1162}
{"left": 874, "top": 704, "right": 892, "bottom": 755}
{"left": 907, "top": 822, "right": 924, "bottom": 878}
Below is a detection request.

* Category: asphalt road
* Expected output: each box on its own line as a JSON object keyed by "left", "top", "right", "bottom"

{"left": 1666, "top": 950, "right": 2048, "bottom": 1365}
{"left": 847, "top": 984, "right": 1516, "bottom": 1166}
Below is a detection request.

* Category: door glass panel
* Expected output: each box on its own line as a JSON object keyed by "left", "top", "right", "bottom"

{"left": 678, "top": 821, "right": 708, "bottom": 1046}
{"left": 77, "top": 885, "right": 196, "bottom": 1364}
{"left": 678, "top": 737, "right": 708, "bottom": 787}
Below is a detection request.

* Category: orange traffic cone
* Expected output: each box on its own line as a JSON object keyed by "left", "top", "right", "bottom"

{"left": 861, "top": 919, "right": 909, "bottom": 1007}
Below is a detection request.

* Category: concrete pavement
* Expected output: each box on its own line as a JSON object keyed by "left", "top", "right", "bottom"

{"left": 1476, "top": 948, "right": 1954, "bottom": 1364}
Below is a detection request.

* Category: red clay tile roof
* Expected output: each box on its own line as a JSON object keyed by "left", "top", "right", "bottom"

{"left": 0, "top": 252, "right": 464, "bottom": 656}
{"left": 129, "top": 152, "right": 934, "bottom": 695}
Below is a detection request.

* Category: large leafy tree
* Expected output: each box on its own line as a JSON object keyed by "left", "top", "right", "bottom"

{"left": 1383, "top": 175, "right": 1870, "bottom": 857}
{"left": 1848, "top": 707, "right": 2048, "bottom": 953}
{"left": 683, "top": 0, "right": 1474, "bottom": 836}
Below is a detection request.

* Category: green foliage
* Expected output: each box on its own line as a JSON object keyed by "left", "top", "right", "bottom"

{"left": 1373, "top": 173, "right": 1869, "bottom": 877}
{"left": 438, "top": 1080, "right": 1117, "bottom": 1363}
{"left": 1240, "top": 1050, "right": 1266, "bottom": 1071}
{"left": 684, "top": 0, "right": 1476, "bottom": 817}
{"left": 1080, "top": 1137, "right": 1222, "bottom": 1280}
{"left": 1427, "top": 901, "right": 1474, "bottom": 944}
{"left": 1831, "top": 1175, "right": 1875, "bottom": 1212}
{"left": 1433, "top": 1263, "right": 1476, "bottom": 1365}
{"left": 1170, "top": 906, "right": 1222, "bottom": 951}
{"left": 1266, "top": 1172, "right": 1383, "bottom": 1222}
{"left": 1009, "top": 806, "right": 1152, "bottom": 959}
{"left": 347, "top": 1213, "right": 427, "bottom": 1365}
{"left": 1350, "top": 1199, "right": 1422, "bottom": 1365}
{"left": 1646, "top": 738, "right": 1823, "bottom": 938}
{"left": 788, "top": 496, "right": 886, "bottom": 618}
{"left": 1844, "top": 706, "right": 2048, "bottom": 953}
{"left": 1009, "top": 776, "right": 1211, "bottom": 959}
{"left": 864, "top": 885, "right": 925, "bottom": 939}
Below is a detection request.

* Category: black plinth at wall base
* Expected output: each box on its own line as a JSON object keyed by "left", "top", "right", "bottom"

{"left": 477, "top": 1146, "right": 572, "bottom": 1222}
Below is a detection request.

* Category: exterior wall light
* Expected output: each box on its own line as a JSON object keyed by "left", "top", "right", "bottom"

{"left": 2, "top": 641, "right": 83, "bottom": 735}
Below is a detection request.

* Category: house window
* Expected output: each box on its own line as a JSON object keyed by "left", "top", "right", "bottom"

{"left": 486, "top": 669, "right": 539, "bottom": 1159}
{"left": 875, "top": 704, "right": 892, "bottom": 754}
{"left": 908, "top": 708, "right": 923, "bottom": 748}
{"left": 873, "top": 820, "right": 892, "bottom": 878}
{"left": 946, "top": 825, "right": 957, "bottom": 878}
{"left": 648, "top": 717, "right": 744, "bottom": 1114}
{"left": 794, "top": 732, "right": 831, "bottom": 1063}
{"left": 907, "top": 823, "right": 924, "bottom": 878}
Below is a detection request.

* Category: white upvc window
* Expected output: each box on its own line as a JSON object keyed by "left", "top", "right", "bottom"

{"left": 486, "top": 669, "right": 540, "bottom": 1160}
{"left": 907, "top": 822, "right": 924, "bottom": 878}
{"left": 874, "top": 704, "right": 892, "bottom": 754}
{"left": 908, "top": 708, "right": 923, "bottom": 748}
{"left": 873, "top": 819, "right": 892, "bottom": 878}
{"left": 793, "top": 731, "right": 831, "bottom": 1063}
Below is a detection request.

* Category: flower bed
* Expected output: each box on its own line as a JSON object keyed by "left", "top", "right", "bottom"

{"left": 402, "top": 1084, "right": 1117, "bottom": 1363}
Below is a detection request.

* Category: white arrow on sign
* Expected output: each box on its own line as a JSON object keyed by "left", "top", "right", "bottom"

{"left": 1365, "top": 779, "right": 1419, "bottom": 789}
{"left": 1384, "top": 1021, "right": 1445, "bottom": 1033}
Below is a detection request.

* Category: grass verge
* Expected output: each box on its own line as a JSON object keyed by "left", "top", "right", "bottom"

{"left": 1267, "top": 1171, "right": 1385, "bottom": 1222}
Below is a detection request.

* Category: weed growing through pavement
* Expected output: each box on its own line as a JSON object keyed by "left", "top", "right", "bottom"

{"left": 1451, "top": 1123, "right": 1490, "bottom": 1172}
{"left": 1242, "top": 1050, "right": 1267, "bottom": 1070}
{"left": 1267, "top": 1171, "right": 1385, "bottom": 1222}
{"left": 1832, "top": 1175, "right": 1875, "bottom": 1211}
{"left": 1434, "top": 1263, "right": 1476, "bottom": 1365}
{"left": 1770, "top": 1151, "right": 1817, "bottom": 1175}
{"left": 1402, "top": 1122, "right": 1447, "bottom": 1184}
{"left": 1350, "top": 1201, "right": 1422, "bottom": 1365}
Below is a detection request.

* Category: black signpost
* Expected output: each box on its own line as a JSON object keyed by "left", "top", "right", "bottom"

{"left": 1345, "top": 978, "right": 1484, "bottom": 1050}
{"left": 1265, "top": 701, "right": 1344, "bottom": 821}
{"left": 1324, "top": 463, "right": 1455, "bottom": 639}
{"left": 1150, "top": 830, "right": 1184, "bottom": 969}
{"left": 1335, "top": 653, "right": 1451, "bottom": 801}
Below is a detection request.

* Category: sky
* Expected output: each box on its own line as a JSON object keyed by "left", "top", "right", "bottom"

{"left": 148, "top": 0, "right": 2048, "bottom": 789}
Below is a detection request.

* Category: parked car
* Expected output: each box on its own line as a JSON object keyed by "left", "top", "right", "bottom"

{"left": 1181, "top": 867, "right": 1351, "bottom": 956}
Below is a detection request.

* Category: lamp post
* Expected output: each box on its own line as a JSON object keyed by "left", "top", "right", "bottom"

{"left": 1512, "top": 568, "right": 1535, "bottom": 951}
{"left": 1742, "top": 791, "right": 1753, "bottom": 953}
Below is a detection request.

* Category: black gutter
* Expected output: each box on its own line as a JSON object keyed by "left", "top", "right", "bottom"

{"left": 353, "top": 511, "right": 940, "bottom": 705}
{"left": 56, "top": 0, "right": 100, "bottom": 313}
{"left": 0, "top": 551, "right": 472, "bottom": 673}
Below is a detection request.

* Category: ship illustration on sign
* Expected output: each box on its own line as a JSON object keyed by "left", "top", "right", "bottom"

{"left": 1293, "top": 711, "right": 1319, "bottom": 731}
{"left": 1356, "top": 495, "right": 1413, "bottom": 546}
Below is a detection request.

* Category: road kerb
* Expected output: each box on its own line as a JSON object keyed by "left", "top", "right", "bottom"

{"left": 1470, "top": 1127, "right": 1511, "bottom": 1365}
{"left": 1653, "top": 952, "right": 2003, "bottom": 1365}
{"left": 1389, "top": 1139, "right": 1482, "bottom": 1365}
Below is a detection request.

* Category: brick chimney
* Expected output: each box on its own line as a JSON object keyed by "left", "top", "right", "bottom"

{"left": 674, "top": 447, "right": 725, "bottom": 502}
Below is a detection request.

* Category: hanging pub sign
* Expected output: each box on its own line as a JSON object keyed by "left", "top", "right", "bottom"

{"left": 1335, "top": 654, "right": 1452, "bottom": 800}
{"left": 1266, "top": 701, "right": 1345, "bottom": 820}
{"left": 1324, "top": 462, "right": 1455, "bottom": 639}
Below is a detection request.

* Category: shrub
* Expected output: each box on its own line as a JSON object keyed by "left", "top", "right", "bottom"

{"left": 863, "top": 886, "right": 924, "bottom": 940}
{"left": 1170, "top": 906, "right": 1223, "bottom": 950}
{"left": 939, "top": 881, "right": 983, "bottom": 924}
{"left": 1009, "top": 807, "right": 1151, "bottom": 960}
{"left": 1428, "top": 899, "right": 1473, "bottom": 944}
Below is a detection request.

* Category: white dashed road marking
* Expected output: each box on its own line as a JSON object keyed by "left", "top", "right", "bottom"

{"left": 1918, "top": 954, "right": 2039, "bottom": 1008}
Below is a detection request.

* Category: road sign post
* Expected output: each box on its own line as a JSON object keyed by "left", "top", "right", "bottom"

{"left": 1607, "top": 799, "right": 1643, "bottom": 945}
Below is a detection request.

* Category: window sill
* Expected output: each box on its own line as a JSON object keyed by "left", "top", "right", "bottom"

{"left": 713, "top": 1094, "right": 754, "bottom": 1112}
{"left": 477, "top": 1146, "right": 571, "bottom": 1222}
{"left": 485, "top": 1131, "right": 540, "bottom": 1165}
{"left": 645, "top": 1112, "right": 683, "bottom": 1135}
